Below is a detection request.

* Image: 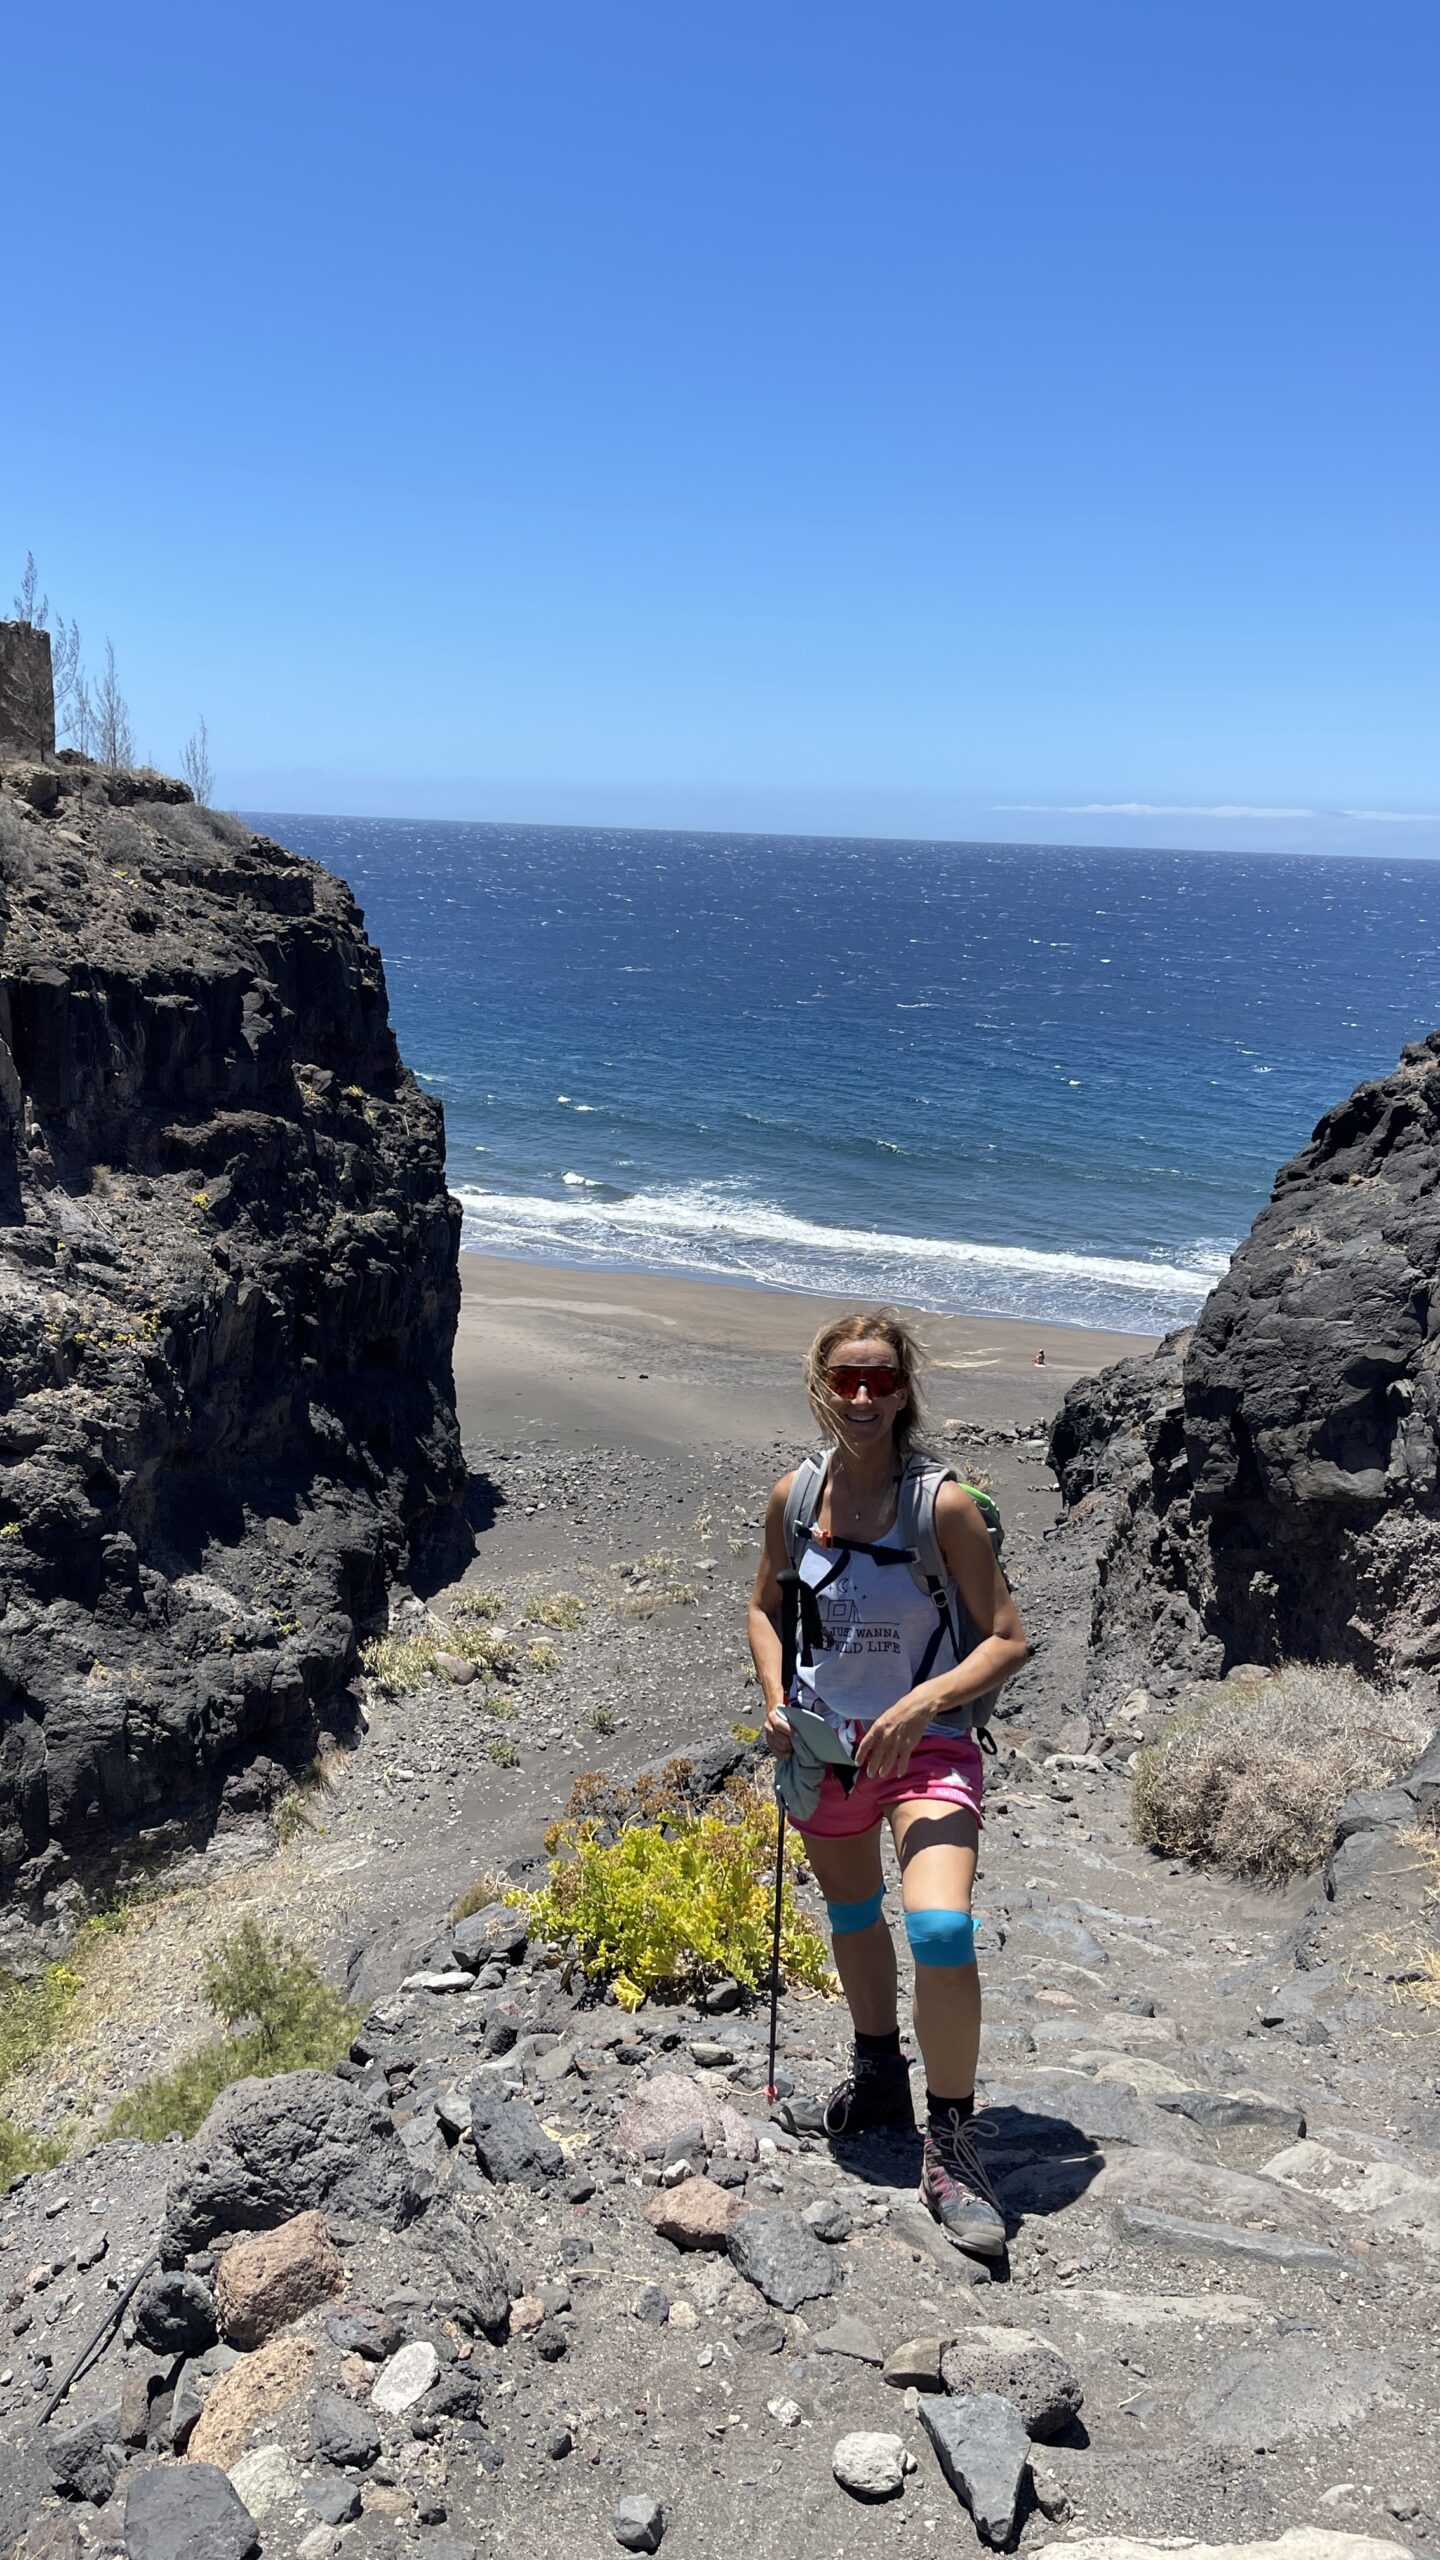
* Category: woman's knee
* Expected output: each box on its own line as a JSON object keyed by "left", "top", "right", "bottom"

{"left": 903, "top": 1907, "right": 979, "bottom": 1969}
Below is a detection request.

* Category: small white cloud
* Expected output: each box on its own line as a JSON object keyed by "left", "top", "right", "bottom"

{"left": 1340, "top": 808, "right": 1440, "bottom": 824}
{"left": 996, "top": 802, "right": 1317, "bottom": 819}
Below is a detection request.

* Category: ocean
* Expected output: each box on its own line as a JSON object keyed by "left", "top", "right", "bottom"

{"left": 255, "top": 818, "right": 1440, "bottom": 1336}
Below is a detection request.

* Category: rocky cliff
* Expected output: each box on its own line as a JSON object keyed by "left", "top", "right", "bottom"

{"left": 0, "top": 751, "right": 468, "bottom": 1910}
{"left": 1049, "top": 1032, "right": 1440, "bottom": 1706}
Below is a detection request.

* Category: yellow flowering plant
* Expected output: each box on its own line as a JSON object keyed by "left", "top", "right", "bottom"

{"left": 523, "top": 1774, "right": 833, "bottom": 2014}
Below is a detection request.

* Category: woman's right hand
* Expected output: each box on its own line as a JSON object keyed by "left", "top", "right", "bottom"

{"left": 763, "top": 1703, "right": 794, "bottom": 1758}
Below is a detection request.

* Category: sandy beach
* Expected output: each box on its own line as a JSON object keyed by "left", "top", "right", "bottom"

{"left": 454, "top": 1251, "right": 1158, "bottom": 1460}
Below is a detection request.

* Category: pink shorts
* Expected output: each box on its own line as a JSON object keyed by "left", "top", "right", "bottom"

{"left": 793, "top": 1733, "right": 985, "bottom": 1839}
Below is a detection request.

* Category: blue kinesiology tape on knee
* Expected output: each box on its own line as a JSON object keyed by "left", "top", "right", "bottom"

{"left": 826, "top": 1886, "right": 885, "bottom": 1936}
{"left": 903, "top": 1908, "right": 978, "bottom": 1968}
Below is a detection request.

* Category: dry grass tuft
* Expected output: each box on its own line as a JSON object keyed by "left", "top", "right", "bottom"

{"left": 1131, "top": 1663, "right": 1430, "bottom": 1884}
{"left": 527, "top": 1592, "right": 585, "bottom": 1630}
{"left": 451, "top": 1868, "right": 515, "bottom": 1923}
{"left": 1377, "top": 1827, "right": 1440, "bottom": 2008}
{"left": 451, "top": 1588, "right": 504, "bottom": 1621}
{"left": 360, "top": 1631, "right": 439, "bottom": 1691}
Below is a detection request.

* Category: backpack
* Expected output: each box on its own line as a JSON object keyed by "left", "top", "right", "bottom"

{"left": 781, "top": 1450, "right": 1006, "bottom": 1745}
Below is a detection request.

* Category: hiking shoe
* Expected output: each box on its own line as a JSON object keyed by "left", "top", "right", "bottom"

{"left": 779, "top": 2051, "right": 915, "bottom": 2138}
{"left": 920, "top": 2109, "right": 1007, "bottom": 2258}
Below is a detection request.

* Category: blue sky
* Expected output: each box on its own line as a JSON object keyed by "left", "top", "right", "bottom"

{"left": 6, "top": 1, "right": 1437, "bottom": 853}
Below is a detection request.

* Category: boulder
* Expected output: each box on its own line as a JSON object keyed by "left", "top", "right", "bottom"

{"left": 216, "top": 2209, "right": 345, "bottom": 2347}
{"left": 919, "top": 2392, "right": 1031, "bottom": 2546}
{"left": 615, "top": 2070, "right": 759, "bottom": 2164}
{"left": 465, "top": 2088, "right": 563, "bottom": 2189}
{"left": 645, "top": 2177, "right": 748, "bottom": 2250}
{"left": 452, "top": 1905, "right": 529, "bottom": 1968}
{"left": 941, "top": 2326, "right": 1083, "bottom": 2441}
{"left": 45, "top": 2412, "right": 124, "bottom": 2505}
{"left": 133, "top": 2270, "right": 218, "bottom": 2356}
{"left": 187, "top": 2334, "right": 314, "bottom": 2468}
{"left": 727, "top": 2210, "right": 838, "bottom": 2311}
{"left": 123, "top": 2461, "right": 261, "bottom": 2560}
{"left": 325, "top": 2302, "right": 403, "bottom": 2359}
{"left": 884, "top": 2336, "right": 947, "bottom": 2391}
{"left": 161, "top": 2071, "right": 424, "bottom": 2259}
{"left": 370, "top": 2340, "right": 441, "bottom": 2413}
{"left": 309, "top": 2385, "right": 381, "bottom": 2468}
{"left": 225, "top": 2445, "right": 303, "bottom": 2517}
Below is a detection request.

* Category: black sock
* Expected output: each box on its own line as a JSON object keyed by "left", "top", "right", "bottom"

{"left": 926, "top": 2087, "right": 975, "bottom": 2123}
{"left": 855, "top": 2028, "right": 902, "bottom": 2064}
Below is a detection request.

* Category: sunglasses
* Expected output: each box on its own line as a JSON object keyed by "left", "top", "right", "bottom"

{"left": 826, "top": 1363, "right": 904, "bottom": 1400}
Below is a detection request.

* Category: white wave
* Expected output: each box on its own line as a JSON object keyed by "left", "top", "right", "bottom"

{"left": 560, "top": 1170, "right": 602, "bottom": 1188}
{"left": 451, "top": 1179, "right": 1232, "bottom": 1330}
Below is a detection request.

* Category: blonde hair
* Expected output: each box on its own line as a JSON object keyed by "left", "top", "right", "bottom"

{"left": 803, "top": 1307, "right": 928, "bottom": 1464}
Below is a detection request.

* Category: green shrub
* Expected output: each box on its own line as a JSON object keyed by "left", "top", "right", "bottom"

{"left": 103, "top": 1920, "right": 358, "bottom": 2144}
{"left": 1131, "top": 1663, "right": 1430, "bottom": 1883}
{"left": 524, "top": 1777, "right": 833, "bottom": 2013}
{"left": 0, "top": 2116, "right": 65, "bottom": 2185}
{"left": 0, "top": 1961, "right": 84, "bottom": 2090}
{"left": 486, "top": 1738, "right": 520, "bottom": 1768}
{"left": 525, "top": 1639, "right": 559, "bottom": 1674}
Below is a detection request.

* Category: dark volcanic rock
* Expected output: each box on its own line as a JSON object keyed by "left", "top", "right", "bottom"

{"left": 123, "top": 2461, "right": 261, "bottom": 2560}
{"left": 133, "top": 2267, "right": 217, "bottom": 2355}
{"left": 466, "top": 2087, "right": 563, "bottom": 2190}
{"left": 45, "top": 2410, "right": 124, "bottom": 2504}
{"left": 727, "top": 2209, "right": 838, "bottom": 2311}
{"left": 919, "top": 2392, "right": 1031, "bottom": 2546}
{"left": 1049, "top": 1031, "right": 1440, "bottom": 1708}
{"left": 160, "top": 2068, "right": 424, "bottom": 2259}
{"left": 310, "top": 2384, "right": 382, "bottom": 2467}
{"left": 412, "top": 2197, "right": 512, "bottom": 2336}
{"left": 0, "top": 754, "right": 468, "bottom": 1893}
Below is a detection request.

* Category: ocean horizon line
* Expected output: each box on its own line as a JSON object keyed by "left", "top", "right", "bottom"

{"left": 241, "top": 808, "right": 1440, "bottom": 871}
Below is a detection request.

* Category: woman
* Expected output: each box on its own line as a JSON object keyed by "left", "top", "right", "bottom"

{"left": 748, "top": 1308, "right": 1029, "bottom": 2258}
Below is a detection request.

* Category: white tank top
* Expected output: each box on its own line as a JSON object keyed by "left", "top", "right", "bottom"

{"left": 794, "top": 1525, "right": 948, "bottom": 1746}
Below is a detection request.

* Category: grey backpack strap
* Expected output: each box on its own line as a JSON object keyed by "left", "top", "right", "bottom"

{"left": 896, "top": 1456, "right": 964, "bottom": 1683}
{"left": 782, "top": 1452, "right": 828, "bottom": 1569}
{"left": 897, "top": 1460, "right": 1000, "bottom": 1746}
{"left": 897, "top": 1455, "right": 954, "bottom": 1597}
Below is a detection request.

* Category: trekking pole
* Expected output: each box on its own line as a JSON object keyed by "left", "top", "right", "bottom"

{"left": 765, "top": 1568, "right": 802, "bottom": 2104}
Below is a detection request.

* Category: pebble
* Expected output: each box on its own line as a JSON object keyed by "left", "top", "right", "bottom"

{"left": 832, "top": 2431, "right": 908, "bottom": 2500}
{"left": 612, "top": 2492, "right": 666, "bottom": 2551}
{"left": 371, "top": 2339, "right": 440, "bottom": 2413}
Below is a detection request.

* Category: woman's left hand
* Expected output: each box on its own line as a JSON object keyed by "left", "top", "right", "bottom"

{"left": 853, "top": 1693, "right": 933, "bottom": 1783}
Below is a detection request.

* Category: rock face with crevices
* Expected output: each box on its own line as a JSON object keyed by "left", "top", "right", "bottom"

{"left": 1048, "top": 1032, "right": 1440, "bottom": 1707}
{"left": 0, "top": 751, "right": 468, "bottom": 1903}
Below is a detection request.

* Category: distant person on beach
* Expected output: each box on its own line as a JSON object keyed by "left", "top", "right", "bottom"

{"left": 748, "top": 1308, "right": 1029, "bottom": 2258}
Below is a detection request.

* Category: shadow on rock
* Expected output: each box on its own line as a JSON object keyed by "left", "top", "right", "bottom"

{"left": 984, "top": 2101, "right": 1106, "bottom": 2217}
